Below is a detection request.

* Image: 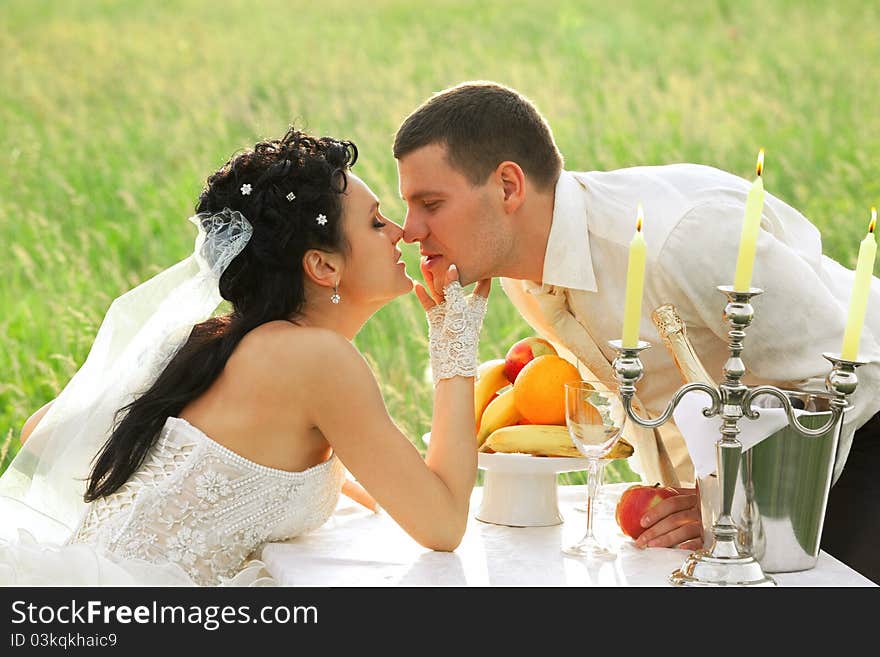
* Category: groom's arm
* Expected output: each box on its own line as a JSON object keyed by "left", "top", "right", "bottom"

{"left": 657, "top": 199, "right": 880, "bottom": 445}
{"left": 657, "top": 200, "right": 880, "bottom": 381}
{"left": 636, "top": 198, "right": 880, "bottom": 549}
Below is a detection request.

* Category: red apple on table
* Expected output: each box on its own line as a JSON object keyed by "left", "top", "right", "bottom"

{"left": 504, "top": 337, "right": 557, "bottom": 383}
{"left": 615, "top": 484, "right": 680, "bottom": 540}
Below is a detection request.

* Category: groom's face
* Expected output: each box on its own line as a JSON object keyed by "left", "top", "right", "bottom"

{"left": 398, "top": 143, "right": 505, "bottom": 287}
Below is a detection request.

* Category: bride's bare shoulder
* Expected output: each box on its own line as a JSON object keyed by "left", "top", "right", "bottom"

{"left": 230, "top": 321, "right": 362, "bottom": 379}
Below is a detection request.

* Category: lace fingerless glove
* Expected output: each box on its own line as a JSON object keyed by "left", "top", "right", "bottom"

{"left": 427, "top": 280, "right": 488, "bottom": 386}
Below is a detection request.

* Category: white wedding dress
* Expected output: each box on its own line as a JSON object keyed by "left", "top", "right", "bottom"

{"left": 0, "top": 416, "right": 346, "bottom": 586}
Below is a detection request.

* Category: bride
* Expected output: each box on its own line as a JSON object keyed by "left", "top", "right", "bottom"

{"left": 0, "top": 128, "right": 490, "bottom": 586}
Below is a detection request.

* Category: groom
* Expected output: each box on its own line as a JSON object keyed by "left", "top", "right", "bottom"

{"left": 394, "top": 81, "right": 880, "bottom": 580}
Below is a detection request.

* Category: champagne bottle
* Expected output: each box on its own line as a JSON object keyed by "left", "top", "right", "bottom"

{"left": 652, "top": 305, "right": 807, "bottom": 408}
{"left": 650, "top": 304, "right": 715, "bottom": 387}
{"left": 651, "top": 304, "right": 717, "bottom": 543}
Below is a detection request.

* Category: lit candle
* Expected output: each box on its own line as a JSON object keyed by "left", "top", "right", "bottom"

{"left": 841, "top": 208, "right": 878, "bottom": 361}
{"left": 622, "top": 204, "right": 647, "bottom": 348}
{"left": 733, "top": 149, "right": 767, "bottom": 292}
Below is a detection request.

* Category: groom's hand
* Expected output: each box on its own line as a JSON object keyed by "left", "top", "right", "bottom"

{"left": 634, "top": 487, "right": 703, "bottom": 551}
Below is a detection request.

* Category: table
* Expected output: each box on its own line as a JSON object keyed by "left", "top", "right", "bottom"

{"left": 261, "top": 483, "right": 875, "bottom": 586}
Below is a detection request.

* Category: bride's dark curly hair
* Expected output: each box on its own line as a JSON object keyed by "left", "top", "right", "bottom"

{"left": 85, "top": 128, "right": 358, "bottom": 502}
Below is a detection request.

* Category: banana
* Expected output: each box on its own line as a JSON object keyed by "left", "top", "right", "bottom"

{"left": 480, "top": 424, "right": 635, "bottom": 460}
{"left": 476, "top": 388, "right": 521, "bottom": 446}
{"left": 481, "top": 424, "right": 579, "bottom": 457}
{"left": 474, "top": 359, "right": 510, "bottom": 428}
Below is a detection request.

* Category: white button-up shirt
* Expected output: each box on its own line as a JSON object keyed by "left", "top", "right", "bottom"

{"left": 502, "top": 167, "right": 880, "bottom": 486}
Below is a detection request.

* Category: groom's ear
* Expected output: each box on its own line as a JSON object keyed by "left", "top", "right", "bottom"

{"left": 495, "top": 161, "right": 526, "bottom": 214}
{"left": 301, "top": 249, "right": 342, "bottom": 288}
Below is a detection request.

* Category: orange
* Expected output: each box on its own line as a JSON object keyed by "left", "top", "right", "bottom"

{"left": 512, "top": 355, "right": 582, "bottom": 425}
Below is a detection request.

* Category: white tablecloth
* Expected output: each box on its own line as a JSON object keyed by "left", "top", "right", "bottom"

{"left": 261, "top": 483, "right": 875, "bottom": 587}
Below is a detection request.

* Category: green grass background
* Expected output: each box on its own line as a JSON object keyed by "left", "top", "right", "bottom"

{"left": 2, "top": 0, "right": 878, "bottom": 485}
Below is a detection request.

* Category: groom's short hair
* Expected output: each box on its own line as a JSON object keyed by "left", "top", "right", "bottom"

{"left": 393, "top": 81, "right": 563, "bottom": 191}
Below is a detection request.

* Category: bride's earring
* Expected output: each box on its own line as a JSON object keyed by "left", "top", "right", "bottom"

{"left": 330, "top": 284, "right": 341, "bottom": 305}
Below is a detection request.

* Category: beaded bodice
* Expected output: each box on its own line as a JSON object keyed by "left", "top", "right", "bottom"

{"left": 67, "top": 417, "right": 345, "bottom": 585}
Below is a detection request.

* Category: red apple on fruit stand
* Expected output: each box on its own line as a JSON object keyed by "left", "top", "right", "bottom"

{"left": 503, "top": 337, "right": 557, "bottom": 383}
{"left": 615, "top": 484, "right": 680, "bottom": 540}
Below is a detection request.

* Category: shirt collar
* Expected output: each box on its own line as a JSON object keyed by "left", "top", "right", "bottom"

{"left": 539, "top": 170, "right": 597, "bottom": 292}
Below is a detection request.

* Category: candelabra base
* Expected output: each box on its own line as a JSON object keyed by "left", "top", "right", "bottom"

{"left": 669, "top": 541, "right": 776, "bottom": 587}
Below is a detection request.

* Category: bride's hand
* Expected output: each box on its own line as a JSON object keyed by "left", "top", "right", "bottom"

{"left": 414, "top": 261, "right": 491, "bottom": 311}
{"left": 416, "top": 262, "right": 491, "bottom": 386}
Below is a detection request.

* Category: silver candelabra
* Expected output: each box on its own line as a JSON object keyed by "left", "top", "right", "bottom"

{"left": 609, "top": 285, "right": 865, "bottom": 587}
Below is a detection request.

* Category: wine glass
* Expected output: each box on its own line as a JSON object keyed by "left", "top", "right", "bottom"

{"left": 562, "top": 380, "right": 626, "bottom": 560}
{"left": 572, "top": 460, "right": 610, "bottom": 514}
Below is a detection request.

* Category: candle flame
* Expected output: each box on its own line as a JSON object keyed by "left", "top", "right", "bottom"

{"left": 636, "top": 203, "right": 644, "bottom": 232}
{"left": 871, "top": 207, "right": 877, "bottom": 234}
{"left": 756, "top": 148, "right": 765, "bottom": 177}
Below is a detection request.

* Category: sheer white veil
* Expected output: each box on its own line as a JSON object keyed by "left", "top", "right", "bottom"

{"left": 0, "top": 208, "right": 253, "bottom": 542}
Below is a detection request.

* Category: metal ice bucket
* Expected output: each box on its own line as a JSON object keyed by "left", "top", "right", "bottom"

{"left": 698, "top": 389, "right": 846, "bottom": 573}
